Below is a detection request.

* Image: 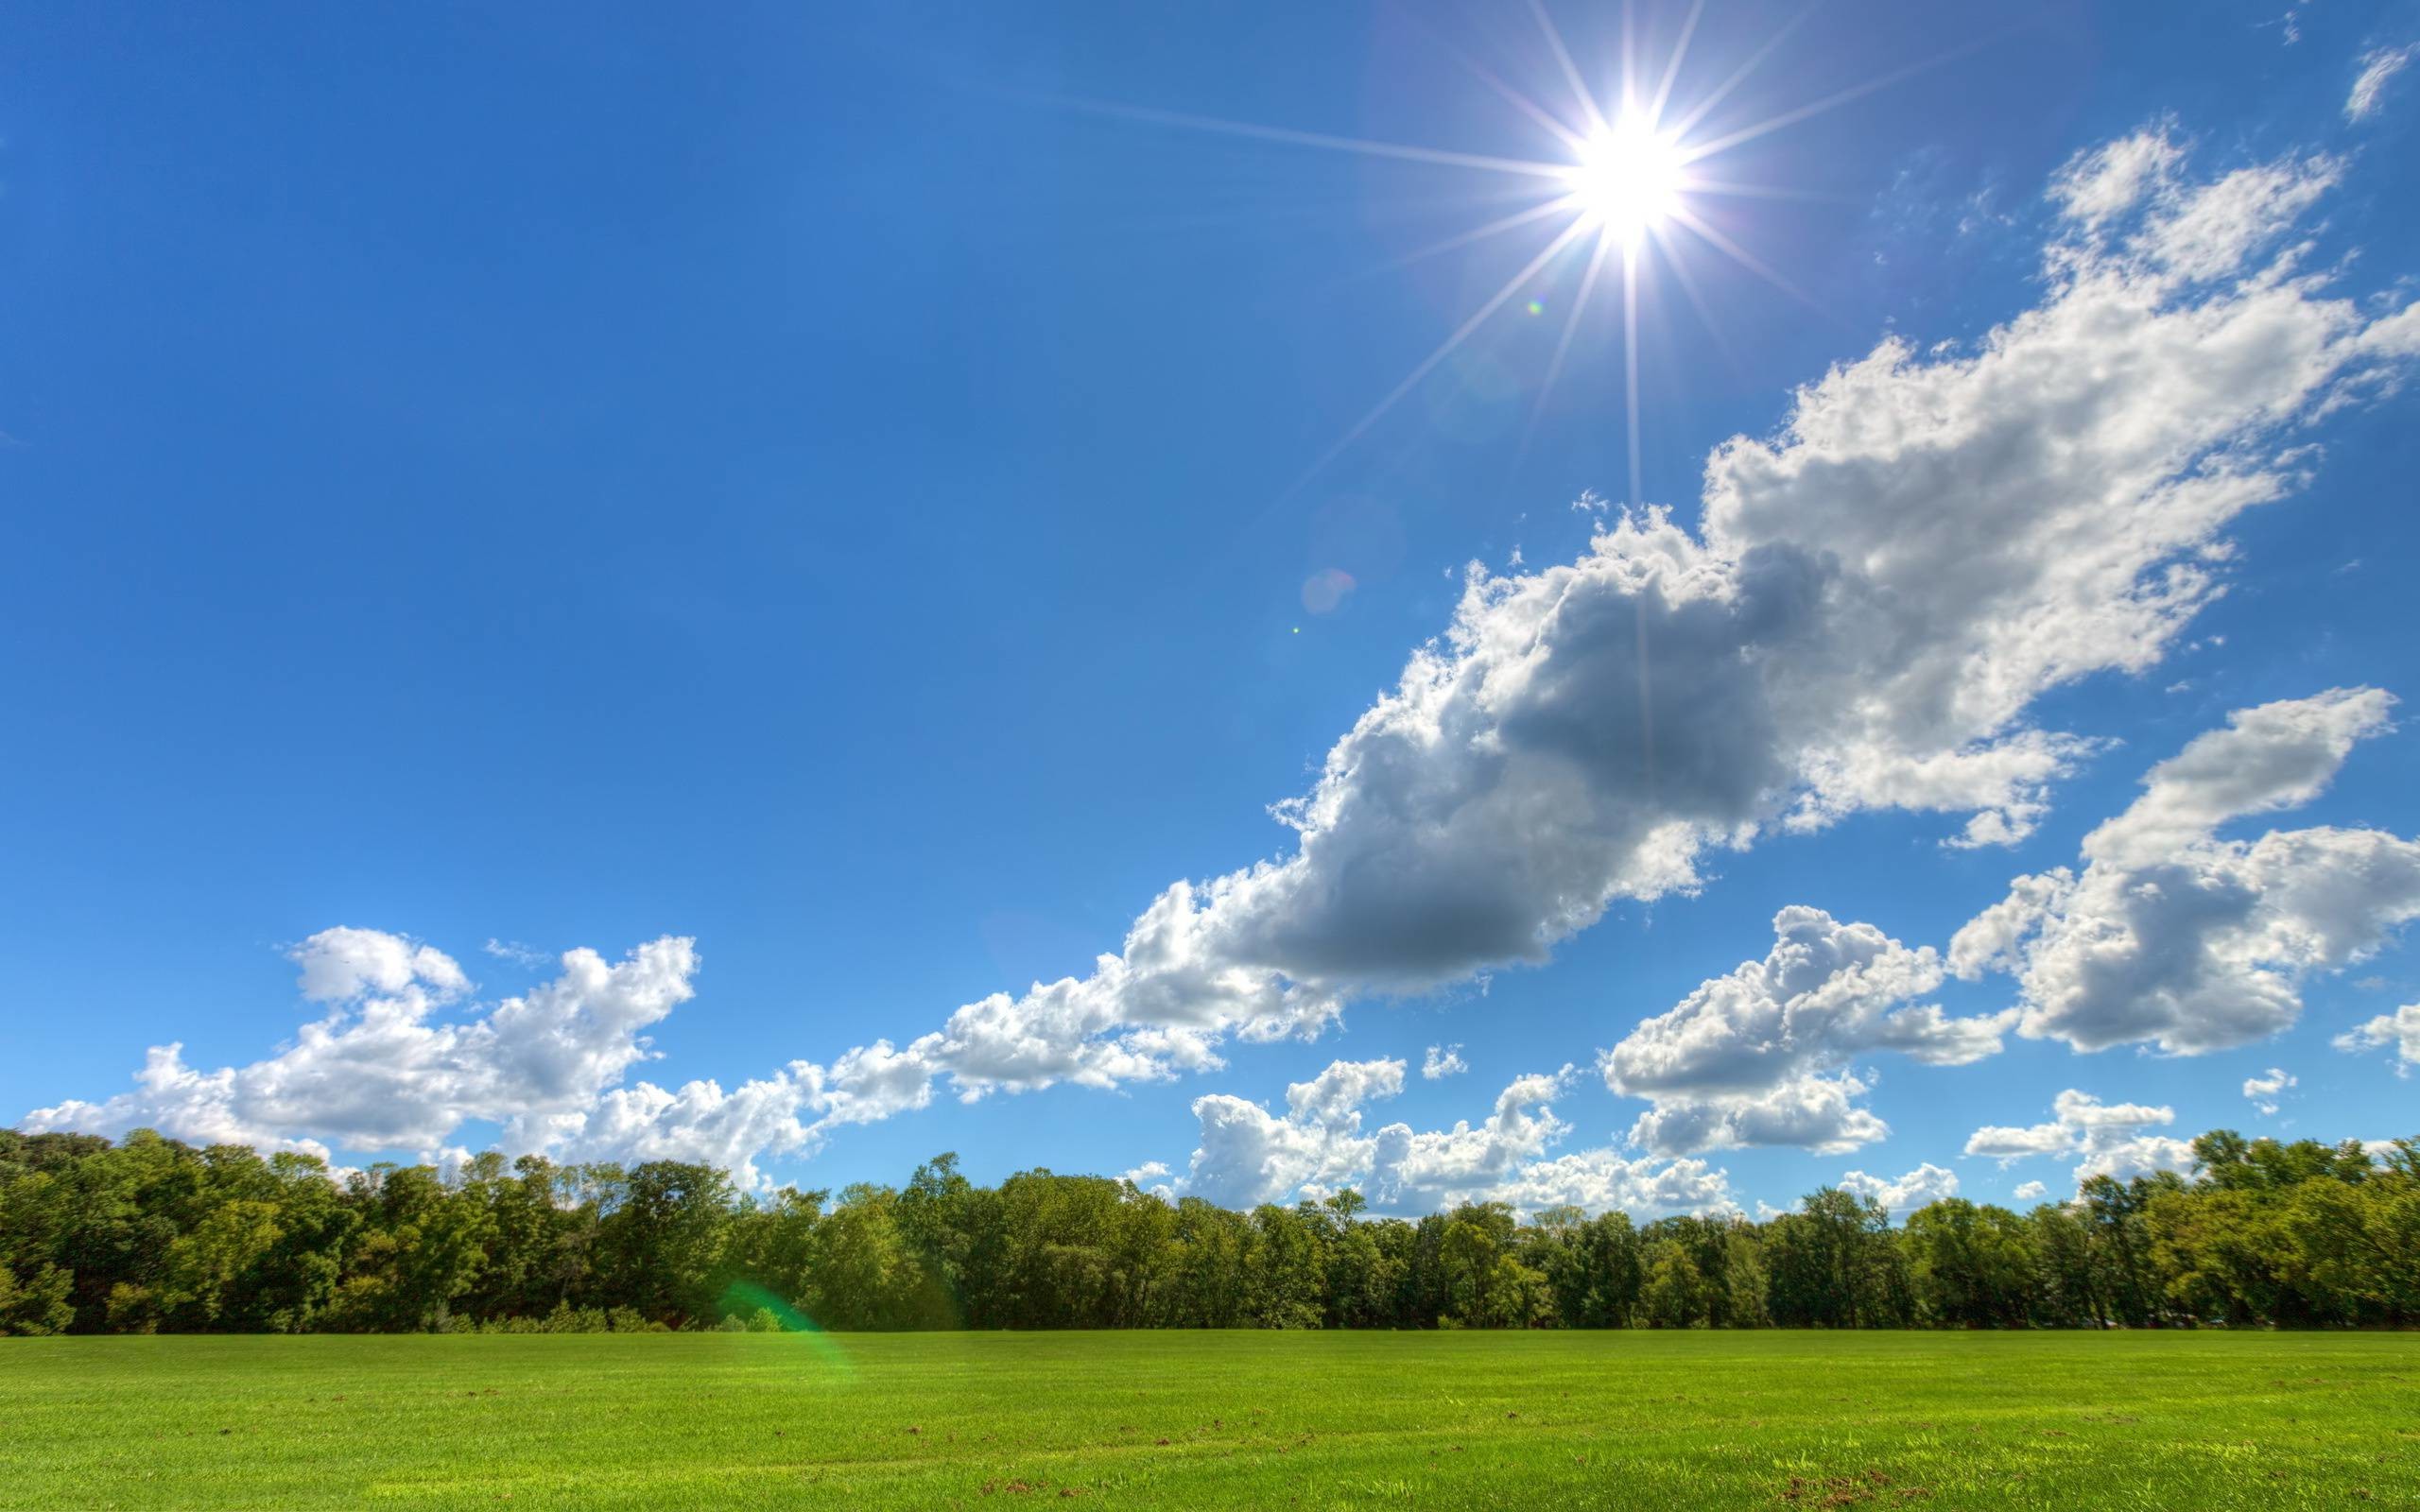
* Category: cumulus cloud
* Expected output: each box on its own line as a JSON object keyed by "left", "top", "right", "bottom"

{"left": 1964, "top": 1090, "right": 2197, "bottom": 1186}
{"left": 803, "top": 123, "right": 2417, "bottom": 1119}
{"left": 1120, "top": 1160, "right": 1176, "bottom": 1201}
{"left": 26, "top": 929, "right": 698, "bottom": 1162}
{"left": 1175, "top": 1060, "right": 1730, "bottom": 1217}
{"left": 1422, "top": 1043, "right": 1469, "bottom": 1079}
{"left": 2336, "top": 1004, "right": 2420, "bottom": 1069}
{"left": 1838, "top": 1162, "right": 1960, "bottom": 1213}
{"left": 2013, "top": 1179, "right": 2049, "bottom": 1202}
{"left": 1604, "top": 906, "right": 2010, "bottom": 1155}
{"left": 1950, "top": 689, "right": 2420, "bottom": 1055}
{"left": 1181, "top": 1057, "right": 1408, "bottom": 1208}
{"left": 2347, "top": 45, "right": 2415, "bottom": 121}
{"left": 30, "top": 125, "right": 2420, "bottom": 1188}
{"left": 2242, "top": 1066, "right": 2297, "bottom": 1114}
{"left": 292, "top": 926, "right": 470, "bottom": 1005}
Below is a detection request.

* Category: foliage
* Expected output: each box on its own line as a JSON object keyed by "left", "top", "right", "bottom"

{"left": 2, "top": 1126, "right": 2414, "bottom": 1334}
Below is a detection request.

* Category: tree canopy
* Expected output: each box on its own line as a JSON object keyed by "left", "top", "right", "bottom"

{"left": 3, "top": 1127, "right": 2413, "bottom": 1335}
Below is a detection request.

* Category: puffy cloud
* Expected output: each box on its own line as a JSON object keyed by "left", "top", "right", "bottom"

{"left": 1174, "top": 1060, "right": 1730, "bottom": 1217}
{"left": 26, "top": 930, "right": 698, "bottom": 1160}
{"left": 741, "top": 125, "right": 2416, "bottom": 1127}
{"left": 2336, "top": 1004, "right": 2420, "bottom": 1069}
{"left": 1120, "top": 1160, "right": 1176, "bottom": 1202}
{"left": 1181, "top": 1057, "right": 1406, "bottom": 1208}
{"left": 2347, "top": 45, "right": 2415, "bottom": 121}
{"left": 1604, "top": 906, "right": 2010, "bottom": 1154}
{"left": 1838, "top": 1162, "right": 1960, "bottom": 1213}
{"left": 2242, "top": 1067, "right": 2297, "bottom": 1115}
{"left": 290, "top": 926, "right": 469, "bottom": 1005}
{"left": 1422, "top": 1043, "right": 1468, "bottom": 1079}
{"left": 1950, "top": 689, "right": 2420, "bottom": 1054}
{"left": 1963, "top": 1090, "right": 2197, "bottom": 1186}
{"left": 31, "top": 127, "right": 2420, "bottom": 1190}
{"left": 2013, "top": 1179, "right": 2049, "bottom": 1202}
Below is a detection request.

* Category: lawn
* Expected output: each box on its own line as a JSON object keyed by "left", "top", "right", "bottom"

{"left": 2, "top": 1332, "right": 2415, "bottom": 1509}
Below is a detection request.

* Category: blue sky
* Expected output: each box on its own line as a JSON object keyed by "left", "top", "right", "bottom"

{"left": 5, "top": 0, "right": 2419, "bottom": 1216}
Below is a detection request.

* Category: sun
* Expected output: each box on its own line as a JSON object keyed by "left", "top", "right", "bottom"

{"left": 1566, "top": 114, "right": 1686, "bottom": 242}
{"left": 1075, "top": 3, "right": 1935, "bottom": 503}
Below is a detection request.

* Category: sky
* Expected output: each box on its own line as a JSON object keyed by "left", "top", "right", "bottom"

{"left": 5, "top": 0, "right": 2419, "bottom": 1220}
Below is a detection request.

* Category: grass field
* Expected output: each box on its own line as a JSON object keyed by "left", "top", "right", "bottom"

{"left": 3, "top": 1332, "right": 2415, "bottom": 1510}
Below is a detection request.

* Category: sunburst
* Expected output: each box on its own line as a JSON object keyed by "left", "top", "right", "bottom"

{"left": 1068, "top": 2, "right": 1994, "bottom": 507}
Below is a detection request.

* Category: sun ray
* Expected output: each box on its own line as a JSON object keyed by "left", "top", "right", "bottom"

{"left": 1288, "top": 216, "right": 1595, "bottom": 496}
{"left": 1345, "top": 193, "right": 1586, "bottom": 285}
{"left": 1049, "top": 4, "right": 1998, "bottom": 506}
{"left": 1058, "top": 96, "right": 1569, "bottom": 180}
{"left": 1645, "top": 216, "right": 1754, "bottom": 387}
{"left": 1527, "top": 0, "right": 1612, "bottom": 139}
{"left": 1647, "top": 0, "right": 1706, "bottom": 126}
{"left": 1622, "top": 241, "right": 1644, "bottom": 507}
{"left": 1662, "top": 0, "right": 1821, "bottom": 141}
{"left": 1679, "top": 28, "right": 2014, "bottom": 165}
{"left": 1443, "top": 40, "right": 1594, "bottom": 153}
{"left": 1513, "top": 228, "right": 1618, "bottom": 472}
{"left": 1665, "top": 202, "right": 1850, "bottom": 332}
{"left": 1685, "top": 178, "right": 1867, "bottom": 204}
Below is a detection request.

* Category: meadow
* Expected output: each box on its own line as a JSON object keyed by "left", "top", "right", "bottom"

{"left": 2, "top": 1332, "right": 2415, "bottom": 1510}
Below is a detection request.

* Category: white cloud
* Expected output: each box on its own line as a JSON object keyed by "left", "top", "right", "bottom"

{"left": 483, "top": 938, "right": 551, "bottom": 969}
{"left": 2013, "top": 1179, "right": 2049, "bottom": 1201}
{"left": 2336, "top": 1003, "right": 2420, "bottom": 1069}
{"left": 2347, "top": 44, "right": 2416, "bottom": 121}
{"left": 1604, "top": 906, "right": 2011, "bottom": 1154}
{"left": 1951, "top": 689, "right": 2420, "bottom": 1055}
{"left": 1174, "top": 1060, "right": 1731, "bottom": 1217}
{"left": 291, "top": 926, "right": 470, "bottom": 1005}
{"left": 1422, "top": 1043, "right": 1468, "bottom": 1079}
{"left": 739, "top": 125, "right": 2417, "bottom": 1132}
{"left": 2242, "top": 1066, "right": 2297, "bottom": 1114}
{"left": 1838, "top": 1162, "right": 1960, "bottom": 1213}
{"left": 1181, "top": 1057, "right": 1406, "bottom": 1208}
{"left": 26, "top": 929, "right": 698, "bottom": 1162}
{"left": 30, "top": 126, "right": 2420, "bottom": 1191}
{"left": 1963, "top": 1089, "right": 2197, "bottom": 1187}
{"left": 1120, "top": 1160, "right": 1176, "bottom": 1202}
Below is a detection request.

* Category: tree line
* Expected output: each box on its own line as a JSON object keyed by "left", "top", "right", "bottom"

{"left": 2, "top": 1125, "right": 2414, "bottom": 1335}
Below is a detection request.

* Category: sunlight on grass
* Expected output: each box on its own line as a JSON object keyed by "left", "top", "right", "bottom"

{"left": 4, "top": 1332, "right": 2415, "bottom": 1509}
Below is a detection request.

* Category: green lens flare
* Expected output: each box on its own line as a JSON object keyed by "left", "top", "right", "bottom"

{"left": 715, "top": 1281, "right": 856, "bottom": 1378}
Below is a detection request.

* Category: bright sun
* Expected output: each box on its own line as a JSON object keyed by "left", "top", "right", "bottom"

{"left": 1566, "top": 115, "right": 1686, "bottom": 241}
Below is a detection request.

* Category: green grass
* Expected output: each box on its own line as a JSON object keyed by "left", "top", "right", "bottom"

{"left": 3, "top": 1332, "right": 2416, "bottom": 1509}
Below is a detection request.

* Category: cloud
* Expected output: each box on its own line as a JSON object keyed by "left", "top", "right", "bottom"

{"left": 1838, "top": 1162, "right": 1960, "bottom": 1213}
{"left": 1950, "top": 689, "right": 2420, "bottom": 1054}
{"left": 734, "top": 123, "right": 2418, "bottom": 1131}
{"left": 2347, "top": 45, "right": 2415, "bottom": 121}
{"left": 1181, "top": 1057, "right": 1407, "bottom": 1208}
{"left": 292, "top": 926, "right": 470, "bottom": 1005}
{"left": 1120, "top": 1160, "right": 1176, "bottom": 1202}
{"left": 1963, "top": 1090, "right": 2196, "bottom": 1186}
{"left": 483, "top": 938, "right": 552, "bottom": 969}
{"left": 1422, "top": 1043, "right": 1469, "bottom": 1079}
{"left": 1603, "top": 906, "right": 2011, "bottom": 1155}
{"left": 26, "top": 929, "right": 699, "bottom": 1162}
{"left": 2013, "top": 1179, "right": 2049, "bottom": 1202}
{"left": 29, "top": 126, "right": 2420, "bottom": 1188}
{"left": 1175, "top": 1060, "right": 1731, "bottom": 1217}
{"left": 2242, "top": 1066, "right": 2297, "bottom": 1114}
{"left": 2336, "top": 1003, "right": 2420, "bottom": 1069}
